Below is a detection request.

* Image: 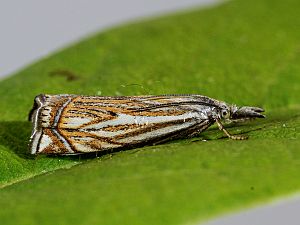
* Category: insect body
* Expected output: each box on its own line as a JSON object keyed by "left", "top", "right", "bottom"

{"left": 29, "top": 94, "right": 265, "bottom": 155}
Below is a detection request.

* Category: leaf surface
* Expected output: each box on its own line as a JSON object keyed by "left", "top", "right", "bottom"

{"left": 0, "top": 0, "right": 299, "bottom": 224}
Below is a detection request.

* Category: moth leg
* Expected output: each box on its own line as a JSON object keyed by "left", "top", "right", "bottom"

{"left": 215, "top": 119, "right": 248, "bottom": 140}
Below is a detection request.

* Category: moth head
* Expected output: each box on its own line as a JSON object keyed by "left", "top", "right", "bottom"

{"left": 229, "top": 105, "right": 265, "bottom": 120}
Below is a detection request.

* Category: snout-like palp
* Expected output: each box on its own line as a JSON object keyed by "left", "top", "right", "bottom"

{"left": 232, "top": 106, "right": 265, "bottom": 119}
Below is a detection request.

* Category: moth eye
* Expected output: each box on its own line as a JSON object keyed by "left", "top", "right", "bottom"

{"left": 221, "top": 110, "right": 228, "bottom": 117}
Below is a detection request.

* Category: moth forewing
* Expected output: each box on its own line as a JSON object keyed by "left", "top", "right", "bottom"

{"left": 29, "top": 95, "right": 215, "bottom": 154}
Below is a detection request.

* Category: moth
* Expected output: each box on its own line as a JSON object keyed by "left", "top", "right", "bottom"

{"left": 29, "top": 94, "right": 265, "bottom": 155}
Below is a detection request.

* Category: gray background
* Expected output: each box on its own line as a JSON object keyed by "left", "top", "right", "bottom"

{"left": 0, "top": 0, "right": 217, "bottom": 78}
{"left": 204, "top": 195, "right": 300, "bottom": 225}
{"left": 0, "top": 0, "right": 299, "bottom": 224}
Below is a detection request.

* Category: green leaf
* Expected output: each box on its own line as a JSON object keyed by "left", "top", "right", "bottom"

{"left": 0, "top": 0, "right": 299, "bottom": 224}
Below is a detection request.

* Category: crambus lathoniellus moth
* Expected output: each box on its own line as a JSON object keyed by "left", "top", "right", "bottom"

{"left": 29, "top": 94, "right": 265, "bottom": 155}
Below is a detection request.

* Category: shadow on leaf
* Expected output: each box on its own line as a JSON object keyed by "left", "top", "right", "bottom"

{"left": 0, "top": 121, "right": 34, "bottom": 159}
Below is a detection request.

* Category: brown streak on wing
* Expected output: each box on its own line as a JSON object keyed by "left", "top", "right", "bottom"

{"left": 125, "top": 109, "right": 186, "bottom": 116}
{"left": 76, "top": 115, "right": 116, "bottom": 129}
{"left": 41, "top": 129, "right": 71, "bottom": 154}
{"left": 113, "top": 118, "right": 195, "bottom": 140}
{"left": 59, "top": 129, "right": 122, "bottom": 146}
{"left": 45, "top": 96, "right": 71, "bottom": 126}
{"left": 64, "top": 110, "right": 99, "bottom": 118}
{"left": 101, "top": 123, "right": 145, "bottom": 132}
{"left": 73, "top": 97, "right": 147, "bottom": 107}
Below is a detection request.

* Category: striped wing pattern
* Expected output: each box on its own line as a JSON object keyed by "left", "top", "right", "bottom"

{"left": 37, "top": 95, "right": 214, "bottom": 154}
